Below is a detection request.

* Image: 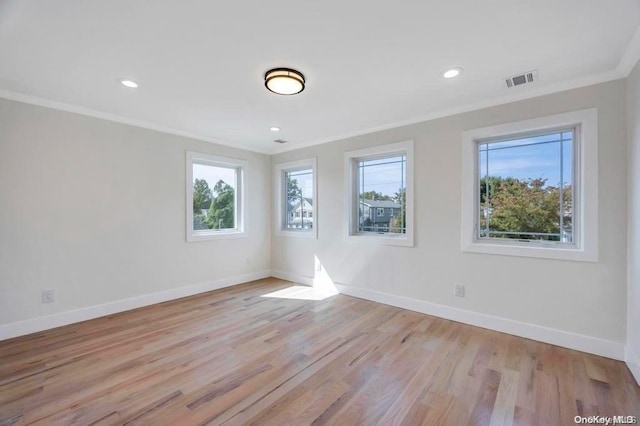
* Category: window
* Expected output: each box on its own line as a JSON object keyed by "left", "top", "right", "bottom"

{"left": 345, "top": 141, "right": 414, "bottom": 246}
{"left": 462, "top": 109, "right": 598, "bottom": 261}
{"left": 274, "top": 158, "right": 317, "bottom": 238}
{"left": 356, "top": 155, "right": 406, "bottom": 233}
{"left": 478, "top": 130, "right": 574, "bottom": 243}
{"left": 186, "top": 151, "right": 247, "bottom": 241}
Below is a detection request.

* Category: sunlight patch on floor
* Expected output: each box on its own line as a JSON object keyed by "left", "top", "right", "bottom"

{"left": 261, "top": 285, "right": 338, "bottom": 301}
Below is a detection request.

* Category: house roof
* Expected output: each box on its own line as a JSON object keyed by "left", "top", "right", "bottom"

{"left": 293, "top": 197, "right": 313, "bottom": 208}
{"left": 360, "top": 200, "right": 401, "bottom": 208}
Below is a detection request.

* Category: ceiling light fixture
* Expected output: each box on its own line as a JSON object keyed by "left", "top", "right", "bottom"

{"left": 443, "top": 68, "right": 463, "bottom": 79}
{"left": 270, "top": 126, "right": 281, "bottom": 132}
{"left": 118, "top": 78, "right": 139, "bottom": 88}
{"left": 265, "top": 68, "right": 305, "bottom": 95}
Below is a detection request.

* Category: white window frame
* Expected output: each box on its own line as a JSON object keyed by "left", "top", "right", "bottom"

{"left": 186, "top": 151, "right": 248, "bottom": 242}
{"left": 461, "top": 108, "right": 598, "bottom": 262}
{"left": 274, "top": 157, "right": 318, "bottom": 239}
{"left": 377, "top": 208, "right": 385, "bottom": 217}
{"left": 345, "top": 140, "right": 414, "bottom": 247}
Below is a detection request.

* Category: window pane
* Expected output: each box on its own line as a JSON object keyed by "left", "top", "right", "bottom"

{"left": 478, "top": 130, "right": 574, "bottom": 242}
{"left": 285, "top": 168, "right": 313, "bottom": 230}
{"left": 357, "top": 154, "right": 406, "bottom": 234}
{"left": 192, "top": 163, "right": 236, "bottom": 231}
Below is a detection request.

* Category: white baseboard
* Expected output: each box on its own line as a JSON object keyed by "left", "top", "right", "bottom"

{"left": 0, "top": 270, "right": 271, "bottom": 341}
{"left": 626, "top": 346, "right": 640, "bottom": 385}
{"left": 4, "top": 270, "right": 627, "bottom": 364}
{"left": 270, "top": 270, "right": 314, "bottom": 286}
{"left": 331, "top": 283, "right": 625, "bottom": 361}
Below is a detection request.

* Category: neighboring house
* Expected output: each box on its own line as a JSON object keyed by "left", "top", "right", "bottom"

{"left": 359, "top": 200, "right": 402, "bottom": 231}
{"left": 289, "top": 197, "right": 314, "bottom": 229}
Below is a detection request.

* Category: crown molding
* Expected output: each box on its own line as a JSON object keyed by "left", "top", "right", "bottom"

{"left": 0, "top": 89, "right": 271, "bottom": 155}
{"left": 0, "top": 62, "right": 630, "bottom": 158}
{"left": 271, "top": 69, "right": 624, "bottom": 154}
{"left": 617, "top": 25, "right": 640, "bottom": 76}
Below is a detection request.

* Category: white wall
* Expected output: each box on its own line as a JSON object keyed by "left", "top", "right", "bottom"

{"left": 627, "top": 61, "right": 640, "bottom": 383}
{"left": 0, "top": 78, "right": 632, "bottom": 361}
{"left": 272, "top": 80, "right": 628, "bottom": 353}
{"left": 0, "top": 98, "right": 271, "bottom": 330}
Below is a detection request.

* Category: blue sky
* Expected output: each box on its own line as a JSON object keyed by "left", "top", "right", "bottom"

{"left": 193, "top": 163, "right": 236, "bottom": 195}
{"left": 359, "top": 155, "right": 406, "bottom": 197}
{"left": 479, "top": 132, "right": 573, "bottom": 188}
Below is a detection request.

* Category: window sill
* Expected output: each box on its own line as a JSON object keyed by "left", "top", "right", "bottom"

{"left": 187, "top": 230, "right": 247, "bottom": 242}
{"left": 346, "top": 233, "right": 414, "bottom": 247}
{"left": 275, "top": 229, "right": 317, "bottom": 239}
{"left": 462, "top": 241, "right": 597, "bottom": 262}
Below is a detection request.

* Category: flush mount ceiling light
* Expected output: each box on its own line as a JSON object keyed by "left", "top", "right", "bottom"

{"left": 265, "top": 68, "right": 305, "bottom": 95}
{"left": 117, "top": 78, "right": 139, "bottom": 88}
{"left": 443, "top": 68, "right": 463, "bottom": 79}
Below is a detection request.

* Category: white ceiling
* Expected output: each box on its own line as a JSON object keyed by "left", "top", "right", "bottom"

{"left": 0, "top": 1, "right": 639, "bottom": 154}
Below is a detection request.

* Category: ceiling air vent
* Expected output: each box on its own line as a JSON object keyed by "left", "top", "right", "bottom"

{"left": 274, "top": 139, "right": 287, "bottom": 144}
{"left": 505, "top": 70, "right": 537, "bottom": 88}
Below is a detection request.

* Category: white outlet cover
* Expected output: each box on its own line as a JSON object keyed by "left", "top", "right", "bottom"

{"left": 454, "top": 284, "right": 465, "bottom": 297}
{"left": 42, "top": 289, "right": 55, "bottom": 303}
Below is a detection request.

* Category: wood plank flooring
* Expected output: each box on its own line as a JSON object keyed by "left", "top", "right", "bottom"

{"left": 0, "top": 278, "right": 638, "bottom": 425}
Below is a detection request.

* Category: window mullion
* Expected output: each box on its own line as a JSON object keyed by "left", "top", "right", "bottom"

{"left": 559, "top": 137, "right": 564, "bottom": 242}
{"left": 485, "top": 144, "right": 490, "bottom": 238}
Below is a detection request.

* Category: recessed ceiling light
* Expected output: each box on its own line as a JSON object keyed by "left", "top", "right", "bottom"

{"left": 443, "top": 68, "right": 463, "bottom": 79}
{"left": 270, "top": 126, "right": 281, "bottom": 132}
{"left": 265, "top": 68, "right": 305, "bottom": 95}
{"left": 118, "top": 78, "right": 139, "bottom": 88}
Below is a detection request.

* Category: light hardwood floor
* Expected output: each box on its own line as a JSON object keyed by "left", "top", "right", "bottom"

{"left": 1, "top": 278, "right": 638, "bottom": 425}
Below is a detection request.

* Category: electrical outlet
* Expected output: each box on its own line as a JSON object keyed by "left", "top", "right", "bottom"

{"left": 42, "top": 289, "right": 55, "bottom": 303}
{"left": 454, "top": 284, "right": 465, "bottom": 298}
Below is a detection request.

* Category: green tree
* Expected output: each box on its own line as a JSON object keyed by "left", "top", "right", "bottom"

{"left": 479, "top": 176, "right": 572, "bottom": 241}
{"left": 359, "top": 191, "right": 391, "bottom": 201}
{"left": 389, "top": 188, "right": 406, "bottom": 233}
{"left": 205, "top": 180, "right": 235, "bottom": 229}
{"left": 193, "top": 178, "right": 213, "bottom": 211}
{"left": 287, "top": 176, "right": 302, "bottom": 205}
